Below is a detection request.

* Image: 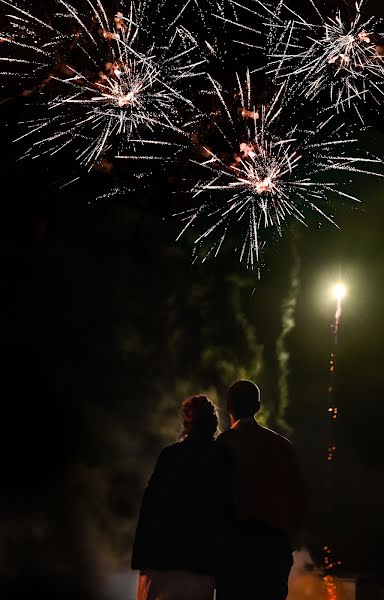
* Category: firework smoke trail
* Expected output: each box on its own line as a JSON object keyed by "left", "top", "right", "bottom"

{"left": 264, "top": 0, "right": 384, "bottom": 121}
{"left": 275, "top": 235, "right": 300, "bottom": 433}
{"left": 1, "top": 1, "right": 205, "bottom": 169}
{"left": 175, "top": 69, "right": 384, "bottom": 269}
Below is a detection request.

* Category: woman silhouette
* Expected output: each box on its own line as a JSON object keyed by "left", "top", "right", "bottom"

{"left": 131, "top": 395, "right": 231, "bottom": 600}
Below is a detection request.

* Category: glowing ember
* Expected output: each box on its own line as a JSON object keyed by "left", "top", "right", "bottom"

{"left": 323, "top": 546, "right": 342, "bottom": 600}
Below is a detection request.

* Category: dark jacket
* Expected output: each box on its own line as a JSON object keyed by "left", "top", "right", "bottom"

{"left": 217, "top": 419, "right": 305, "bottom": 537}
{"left": 131, "top": 436, "right": 232, "bottom": 575}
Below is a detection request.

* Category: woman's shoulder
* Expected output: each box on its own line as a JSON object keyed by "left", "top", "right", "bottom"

{"left": 154, "top": 440, "right": 200, "bottom": 475}
{"left": 157, "top": 442, "right": 181, "bottom": 460}
{"left": 160, "top": 438, "right": 218, "bottom": 459}
{"left": 157, "top": 440, "right": 193, "bottom": 461}
{"left": 149, "top": 443, "right": 183, "bottom": 477}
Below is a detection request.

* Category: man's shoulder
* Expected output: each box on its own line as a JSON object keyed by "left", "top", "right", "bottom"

{"left": 260, "top": 425, "right": 293, "bottom": 446}
{"left": 216, "top": 427, "right": 248, "bottom": 453}
{"left": 259, "top": 426, "right": 296, "bottom": 455}
{"left": 217, "top": 424, "right": 294, "bottom": 450}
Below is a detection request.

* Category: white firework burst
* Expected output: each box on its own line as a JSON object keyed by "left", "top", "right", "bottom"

{"left": 1, "top": 0, "right": 205, "bottom": 168}
{"left": 265, "top": 0, "right": 384, "bottom": 119}
{"left": 176, "top": 70, "right": 384, "bottom": 268}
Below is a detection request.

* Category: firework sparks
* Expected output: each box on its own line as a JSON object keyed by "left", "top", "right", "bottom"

{"left": 1, "top": 1, "right": 204, "bottom": 169}
{"left": 323, "top": 545, "right": 342, "bottom": 600}
{"left": 212, "top": 0, "right": 274, "bottom": 50}
{"left": 153, "top": 0, "right": 235, "bottom": 58}
{"left": 0, "top": 0, "right": 65, "bottom": 82}
{"left": 157, "top": 0, "right": 225, "bottom": 29}
{"left": 326, "top": 283, "right": 346, "bottom": 463}
{"left": 321, "top": 283, "right": 346, "bottom": 599}
{"left": 176, "top": 70, "right": 383, "bottom": 269}
{"left": 265, "top": 0, "right": 384, "bottom": 120}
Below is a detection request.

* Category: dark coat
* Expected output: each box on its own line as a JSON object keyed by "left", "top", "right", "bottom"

{"left": 217, "top": 419, "right": 306, "bottom": 536}
{"left": 131, "top": 436, "right": 232, "bottom": 575}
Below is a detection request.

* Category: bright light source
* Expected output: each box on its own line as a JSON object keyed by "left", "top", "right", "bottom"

{"left": 332, "top": 283, "right": 347, "bottom": 302}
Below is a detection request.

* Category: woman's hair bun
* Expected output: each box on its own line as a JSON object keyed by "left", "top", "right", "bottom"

{"left": 181, "top": 394, "right": 218, "bottom": 440}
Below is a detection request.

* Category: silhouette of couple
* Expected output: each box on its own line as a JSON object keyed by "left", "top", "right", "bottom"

{"left": 132, "top": 380, "right": 305, "bottom": 599}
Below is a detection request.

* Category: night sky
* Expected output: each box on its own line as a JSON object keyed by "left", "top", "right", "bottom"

{"left": 1, "top": 1, "right": 384, "bottom": 598}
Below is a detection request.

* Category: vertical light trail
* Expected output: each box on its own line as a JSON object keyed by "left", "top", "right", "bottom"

{"left": 323, "top": 282, "right": 346, "bottom": 598}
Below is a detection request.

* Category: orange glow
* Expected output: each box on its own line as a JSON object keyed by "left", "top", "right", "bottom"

{"left": 323, "top": 546, "right": 342, "bottom": 599}
{"left": 239, "top": 142, "right": 256, "bottom": 157}
{"left": 114, "top": 12, "right": 126, "bottom": 31}
{"left": 100, "top": 29, "right": 120, "bottom": 40}
{"left": 242, "top": 107, "right": 259, "bottom": 120}
{"left": 324, "top": 574, "right": 338, "bottom": 600}
{"left": 357, "top": 31, "right": 371, "bottom": 43}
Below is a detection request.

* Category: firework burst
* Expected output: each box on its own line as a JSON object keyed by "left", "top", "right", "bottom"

{"left": 0, "top": 0, "right": 65, "bottom": 84}
{"left": 265, "top": 0, "right": 384, "bottom": 120}
{"left": 1, "top": 0, "right": 205, "bottom": 169}
{"left": 176, "top": 70, "right": 384, "bottom": 269}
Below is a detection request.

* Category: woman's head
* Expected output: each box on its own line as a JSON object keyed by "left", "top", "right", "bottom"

{"left": 180, "top": 395, "right": 218, "bottom": 441}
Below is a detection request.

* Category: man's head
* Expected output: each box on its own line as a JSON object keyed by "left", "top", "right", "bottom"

{"left": 227, "top": 380, "right": 261, "bottom": 422}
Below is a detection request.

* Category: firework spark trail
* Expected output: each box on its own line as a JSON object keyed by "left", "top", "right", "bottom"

{"left": 211, "top": 0, "right": 275, "bottom": 50}
{"left": 153, "top": 0, "right": 235, "bottom": 58}
{"left": 322, "top": 283, "right": 346, "bottom": 600}
{"left": 0, "top": 0, "right": 65, "bottom": 80}
{"left": 264, "top": 0, "right": 384, "bottom": 120}
{"left": 327, "top": 284, "right": 346, "bottom": 463}
{"left": 175, "top": 70, "right": 384, "bottom": 269}
{"left": 0, "top": 0, "right": 205, "bottom": 168}
{"left": 323, "top": 545, "right": 341, "bottom": 600}
{"left": 158, "top": 0, "right": 226, "bottom": 29}
{"left": 203, "top": 0, "right": 287, "bottom": 54}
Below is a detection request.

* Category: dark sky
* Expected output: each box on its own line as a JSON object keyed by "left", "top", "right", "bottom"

{"left": 1, "top": 0, "right": 384, "bottom": 597}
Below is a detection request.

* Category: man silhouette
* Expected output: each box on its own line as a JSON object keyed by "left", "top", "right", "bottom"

{"left": 216, "top": 380, "right": 305, "bottom": 600}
